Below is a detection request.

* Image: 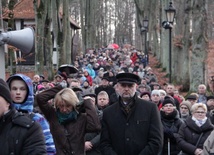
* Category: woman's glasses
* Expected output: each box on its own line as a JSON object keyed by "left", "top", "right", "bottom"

{"left": 180, "top": 107, "right": 188, "bottom": 110}
{"left": 195, "top": 111, "right": 206, "bottom": 114}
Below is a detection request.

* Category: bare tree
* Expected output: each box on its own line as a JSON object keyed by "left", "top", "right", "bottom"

{"left": 189, "top": 0, "right": 208, "bottom": 91}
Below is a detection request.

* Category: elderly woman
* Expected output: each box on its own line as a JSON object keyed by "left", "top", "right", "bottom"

{"left": 35, "top": 85, "right": 101, "bottom": 155}
{"left": 160, "top": 96, "right": 183, "bottom": 155}
{"left": 176, "top": 103, "right": 213, "bottom": 155}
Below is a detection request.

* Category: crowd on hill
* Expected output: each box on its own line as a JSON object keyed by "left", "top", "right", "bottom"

{"left": 1, "top": 46, "right": 214, "bottom": 155}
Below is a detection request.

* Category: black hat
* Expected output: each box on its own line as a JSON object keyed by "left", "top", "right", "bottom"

{"left": 207, "top": 95, "right": 214, "bottom": 101}
{"left": 71, "top": 86, "right": 82, "bottom": 92}
{"left": 82, "top": 93, "right": 96, "bottom": 98}
{"left": 102, "top": 72, "right": 110, "bottom": 81}
{"left": 116, "top": 73, "right": 141, "bottom": 84}
{"left": 186, "top": 95, "right": 197, "bottom": 100}
{"left": 41, "top": 79, "right": 49, "bottom": 83}
{"left": 0, "top": 78, "right": 12, "bottom": 104}
{"left": 39, "top": 75, "right": 45, "bottom": 79}
{"left": 162, "top": 96, "right": 175, "bottom": 106}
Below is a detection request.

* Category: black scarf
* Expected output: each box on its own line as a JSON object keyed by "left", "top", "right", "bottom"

{"left": 119, "top": 97, "right": 135, "bottom": 116}
{"left": 161, "top": 110, "right": 177, "bottom": 121}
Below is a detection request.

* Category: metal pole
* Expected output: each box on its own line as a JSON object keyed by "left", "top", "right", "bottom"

{"left": 0, "top": 0, "right": 6, "bottom": 80}
{"left": 145, "top": 30, "right": 147, "bottom": 65}
{"left": 169, "top": 27, "right": 172, "bottom": 83}
{"left": 168, "top": 138, "right": 170, "bottom": 155}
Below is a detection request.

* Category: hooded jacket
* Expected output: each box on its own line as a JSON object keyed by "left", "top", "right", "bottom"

{"left": 7, "top": 74, "right": 56, "bottom": 155}
{"left": 86, "top": 64, "right": 96, "bottom": 79}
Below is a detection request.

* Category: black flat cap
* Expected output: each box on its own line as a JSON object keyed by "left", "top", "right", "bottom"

{"left": 186, "top": 95, "right": 197, "bottom": 100}
{"left": 116, "top": 73, "right": 141, "bottom": 84}
{"left": 82, "top": 93, "right": 96, "bottom": 98}
{"left": 71, "top": 86, "right": 82, "bottom": 92}
{"left": 207, "top": 95, "right": 214, "bottom": 101}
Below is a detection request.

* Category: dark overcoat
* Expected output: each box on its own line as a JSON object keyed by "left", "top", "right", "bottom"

{"left": 176, "top": 116, "right": 213, "bottom": 155}
{"left": 0, "top": 109, "right": 46, "bottom": 155}
{"left": 100, "top": 94, "right": 163, "bottom": 155}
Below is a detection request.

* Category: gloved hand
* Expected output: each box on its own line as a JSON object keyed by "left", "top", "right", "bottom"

{"left": 164, "top": 128, "right": 174, "bottom": 139}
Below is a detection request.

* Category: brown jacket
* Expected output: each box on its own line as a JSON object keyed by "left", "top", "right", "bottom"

{"left": 35, "top": 86, "right": 101, "bottom": 155}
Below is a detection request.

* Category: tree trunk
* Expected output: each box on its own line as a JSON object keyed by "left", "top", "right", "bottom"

{"left": 171, "top": 0, "right": 191, "bottom": 90}
{"left": 189, "top": 0, "right": 208, "bottom": 91}
{"left": 34, "top": 0, "right": 47, "bottom": 74}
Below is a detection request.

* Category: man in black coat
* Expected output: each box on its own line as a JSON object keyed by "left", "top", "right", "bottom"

{"left": 0, "top": 78, "right": 46, "bottom": 155}
{"left": 100, "top": 73, "right": 163, "bottom": 155}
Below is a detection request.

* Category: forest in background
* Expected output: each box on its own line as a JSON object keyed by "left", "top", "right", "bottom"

{"left": 2, "top": 0, "right": 214, "bottom": 93}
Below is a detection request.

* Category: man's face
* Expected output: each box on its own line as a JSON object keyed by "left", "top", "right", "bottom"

{"left": 198, "top": 85, "right": 206, "bottom": 94}
{"left": 97, "top": 95, "right": 109, "bottom": 108}
{"left": 166, "top": 85, "right": 174, "bottom": 94}
{"left": 101, "top": 79, "right": 109, "bottom": 86}
{"left": 69, "top": 81, "right": 80, "bottom": 88}
{"left": 180, "top": 105, "right": 189, "bottom": 114}
{"left": 117, "top": 83, "right": 137, "bottom": 101}
{"left": 0, "top": 96, "right": 10, "bottom": 117}
{"left": 207, "top": 99, "right": 214, "bottom": 110}
{"left": 151, "top": 94, "right": 160, "bottom": 104}
{"left": 33, "top": 76, "right": 40, "bottom": 83}
{"left": 10, "top": 80, "right": 27, "bottom": 103}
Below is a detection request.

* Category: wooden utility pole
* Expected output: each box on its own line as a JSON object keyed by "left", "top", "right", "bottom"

{"left": 0, "top": 0, "right": 6, "bottom": 80}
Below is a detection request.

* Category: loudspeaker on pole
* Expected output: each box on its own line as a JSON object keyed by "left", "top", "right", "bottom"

{"left": 0, "top": 27, "right": 35, "bottom": 53}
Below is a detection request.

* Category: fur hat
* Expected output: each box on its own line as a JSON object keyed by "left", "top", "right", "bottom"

{"left": 0, "top": 78, "right": 12, "bottom": 104}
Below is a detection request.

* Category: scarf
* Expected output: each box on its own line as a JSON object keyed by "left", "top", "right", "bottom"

{"left": 161, "top": 110, "right": 177, "bottom": 120}
{"left": 56, "top": 110, "right": 78, "bottom": 125}
{"left": 192, "top": 116, "right": 207, "bottom": 127}
{"left": 120, "top": 98, "right": 135, "bottom": 116}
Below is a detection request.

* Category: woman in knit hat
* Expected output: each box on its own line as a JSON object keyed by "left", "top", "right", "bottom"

{"left": 160, "top": 96, "right": 183, "bottom": 155}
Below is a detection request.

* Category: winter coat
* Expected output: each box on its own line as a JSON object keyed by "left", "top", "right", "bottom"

{"left": 176, "top": 116, "right": 214, "bottom": 155}
{"left": 100, "top": 94, "right": 163, "bottom": 155}
{"left": 203, "top": 129, "right": 214, "bottom": 155}
{"left": 85, "top": 132, "right": 101, "bottom": 155}
{"left": 160, "top": 110, "right": 183, "bottom": 155}
{"left": 36, "top": 86, "right": 101, "bottom": 155}
{"left": 0, "top": 108, "right": 46, "bottom": 155}
{"left": 7, "top": 74, "right": 56, "bottom": 154}
{"left": 86, "top": 64, "right": 96, "bottom": 79}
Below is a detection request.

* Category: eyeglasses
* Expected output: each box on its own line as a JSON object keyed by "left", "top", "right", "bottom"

{"left": 195, "top": 111, "right": 206, "bottom": 114}
{"left": 164, "top": 104, "right": 174, "bottom": 108}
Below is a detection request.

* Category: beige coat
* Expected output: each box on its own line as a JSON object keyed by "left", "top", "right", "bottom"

{"left": 203, "top": 129, "right": 214, "bottom": 155}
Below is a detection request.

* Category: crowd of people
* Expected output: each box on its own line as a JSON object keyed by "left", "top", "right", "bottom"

{"left": 1, "top": 46, "right": 214, "bottom": 155}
